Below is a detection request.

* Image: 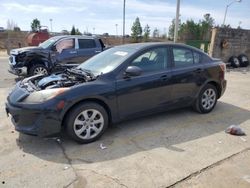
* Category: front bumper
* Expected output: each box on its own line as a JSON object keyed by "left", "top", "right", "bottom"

{"left": 8, "top": 64, "right": 27, "bottom": 76}
{"left": 5, "top": 101, "right": 62, "bottom": 137}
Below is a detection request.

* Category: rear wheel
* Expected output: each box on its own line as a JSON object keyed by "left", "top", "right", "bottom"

{"left": 29, "top": 64, "right": 48, "bottom": 76}
{"left": 193, "top": 84, "right": 218, "bottom": 113}
{"left": 228, "top": 56, "right": 240, "bottom": 68}
{"left": 238, "top": 54, "right": 249, "bottom": 67}
{"left": 65, "top": 102, "right": 108, "bottom": 144}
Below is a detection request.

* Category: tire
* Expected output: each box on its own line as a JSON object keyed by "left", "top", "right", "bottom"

{"left": 29, "top": 64, "right": 49, "bottom": 76}
{"left": 238, "top": 54, "right": 249, "bottom": 67}
{"left": 193, "top": 84, "right": 218, "bottom": 114}
{"left": 65, "top": 102, "right": 108, "bottom": 144}
{"left": 228, "top": 56, "right": 240, "bottom": 68}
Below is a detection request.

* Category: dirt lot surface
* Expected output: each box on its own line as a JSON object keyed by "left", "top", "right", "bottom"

{"left": 0, "top": 55, "right": 249, "bottom": 188}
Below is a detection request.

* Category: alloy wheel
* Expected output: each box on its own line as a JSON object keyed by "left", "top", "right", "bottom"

{"left": 73, "top": 109, "right": 104, "bottom": 140}
{"left": 33, "top": 67, "right": 48, "bottom": 75}
{"left": 201, "top": 88, "right": 216, "bottom": 110}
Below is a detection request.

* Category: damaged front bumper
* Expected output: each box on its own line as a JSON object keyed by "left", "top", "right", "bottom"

{"left": 8, "top": 64, "right": 28, "bottom": 76}
{"left": 8, "top": 54, "right": 28, "bottom": 76}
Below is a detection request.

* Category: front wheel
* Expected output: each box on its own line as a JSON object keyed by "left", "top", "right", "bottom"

{"left": 29, "top": 64, "right": 49, "bottom": 76}
{"left": 65, "top": 102, "right": 108, "bottom": 144}
{"left": 193, "top": 84, "right": 218, "bottom": 113}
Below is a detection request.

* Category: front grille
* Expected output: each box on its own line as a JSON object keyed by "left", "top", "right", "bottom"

{"left": 9, "top": 56, "right": 13, "bottom": 63}
{"left": 9, "top": 55, "right": 16, "bottom": 65}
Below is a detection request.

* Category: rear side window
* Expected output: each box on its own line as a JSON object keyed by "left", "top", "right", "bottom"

{"left": 78, "top": 39, "right": 96, "bottom": 49}
{"left": 173, "top": 48, "right": 194, "bottom": 68}
{"left": 193, "top": 52, "right": 201, "bottom": 64}
{"left": 202, "top": 54, "right": 212, "bottom": 63}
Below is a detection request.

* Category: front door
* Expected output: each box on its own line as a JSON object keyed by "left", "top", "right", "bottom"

{"left": 116, "top": 46, "right": 173, "bottom": 119}
{"left": 54, "top": 38, "right": 78, "bottom": 65}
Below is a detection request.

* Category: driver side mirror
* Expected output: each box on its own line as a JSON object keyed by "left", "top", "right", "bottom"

{"left": 124, "top": 66, "right": 142, "bottom": 77}
{"left": 51, "top": 45, "right": 57, "bottom": 51}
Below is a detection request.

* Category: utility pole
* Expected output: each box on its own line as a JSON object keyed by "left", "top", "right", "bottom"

{"left": 174, "top": 0, "right": 180, "bottom": 43}
{"left": 115, "top": 24, "right": 118, "bottom": 37}
{"left": 122, "top": 0, "right": 126, "bottom": 44}
{"left": 222, "top": 0, "right": 241, "bottom": 26}
{"left": 49, "top": 18, "right": 53, "bottom": 33}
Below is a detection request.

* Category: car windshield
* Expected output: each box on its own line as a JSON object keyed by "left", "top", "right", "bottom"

{"left": 77, "top": 47, "right": 135, "bottom": 75}
{"left": 39, "top": 36, "right": 63, "bottom": 49}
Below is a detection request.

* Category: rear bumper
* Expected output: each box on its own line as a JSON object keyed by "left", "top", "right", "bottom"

{"left": 220, "top": 80, "right": 227, "bottom": 97}
{"left": 5, "top": 101, "right": 62, "bottom": 137}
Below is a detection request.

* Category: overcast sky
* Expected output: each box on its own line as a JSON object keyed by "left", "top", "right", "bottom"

{"left": 0, "top": 0, "right": 249, "bottom": 35}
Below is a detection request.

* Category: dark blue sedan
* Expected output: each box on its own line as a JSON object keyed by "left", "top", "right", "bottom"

{"left": 6, "top": 43, "right": 227, "bottom": 143}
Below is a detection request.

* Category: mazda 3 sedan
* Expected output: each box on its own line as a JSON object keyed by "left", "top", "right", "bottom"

{"left": 6, "top": 43, "right": 227, "bottom": 143}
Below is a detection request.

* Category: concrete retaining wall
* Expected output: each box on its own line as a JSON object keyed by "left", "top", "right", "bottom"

{"left": 209, "top": 28, "right": 250, "bottom": 62}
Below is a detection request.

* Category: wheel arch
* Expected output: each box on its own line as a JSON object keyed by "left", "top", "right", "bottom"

{"left": 206, "top": 81, "right": 222, "bottom": 99}
{"left": 27, "top": 59, "right": 50, "bottom": 73}
{"left": 62, "top": 98, "right": 112, "bottom": 127}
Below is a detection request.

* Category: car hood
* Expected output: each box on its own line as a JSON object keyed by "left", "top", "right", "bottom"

{"left": 18, "top": 68, "right": 96, "bottom": 91}
{"left": 10, "top": 46, "right": 42, "bottom": 55}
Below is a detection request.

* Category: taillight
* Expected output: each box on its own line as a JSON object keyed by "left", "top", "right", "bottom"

{"left": 219, "top": 63, "right": 226, "bottom": 72}
{"left": 219, "top": 63, "right": 226, "bottom": 80}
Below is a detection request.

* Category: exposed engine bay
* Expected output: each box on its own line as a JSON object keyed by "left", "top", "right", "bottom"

{"left": 20, "top": 68, "right": 96, "bottom": 91}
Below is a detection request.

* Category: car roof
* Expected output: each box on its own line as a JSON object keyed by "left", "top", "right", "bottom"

{"left": 114, "top": 42, "right": 203, "bottom": 53}
{"left": 50, "top": 35, "right": 99, "bottom": 40}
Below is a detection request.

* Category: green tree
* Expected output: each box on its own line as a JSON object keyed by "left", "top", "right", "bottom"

{"left": 131, "top": 17, "right": 142, "bottom": 42}
{"left": 71, "top": 25, "right": 76, "bottom": 35}
{"left": 179, "top": 19, "right": 200, "bottom": 40}
{"left": 178, "top": 14, "right": 215, "bottom": 41}
{"left": 152, "top": 28, "right": 159, "bottom": 38}
{"left": 199, "top": 13, "right": 214, "bottom": 40}
{"left": 31, "top": 18, "right": 41, "bottom": 32}
{"left": 168, "top": 18, "right": 181, "bottom": 40}
{"left": 75, "top": 28, "right": 82, "bottom": 35}
{"left": 143, "top": 24, "right": 150, "bottom": 42}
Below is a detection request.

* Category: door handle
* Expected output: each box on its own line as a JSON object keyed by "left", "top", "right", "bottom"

{"left": 95, "top": 50, "right": 101, "bottom": 53}
{"left": 160, "top": 75, "right": 168, "bottom": 81}
{"left": 69, "top": 51, "right": 77, "bottom": 54}
{"left": 194, "top": 68, "right": 203, "bottom": 73}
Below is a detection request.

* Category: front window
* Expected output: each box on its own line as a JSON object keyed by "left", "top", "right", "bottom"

{"left": 77, "top": 47, "right": 135, "bottom": 75}
{"left": 131, "top": 47, "right": 168, "bottom": 73}
{"left": 56, "top": 39, "right": 74, "bottom": 53}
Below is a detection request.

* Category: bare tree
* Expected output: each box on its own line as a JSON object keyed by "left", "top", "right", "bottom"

{"left": 6, "top": 19, "right": 18, "bottom": 30}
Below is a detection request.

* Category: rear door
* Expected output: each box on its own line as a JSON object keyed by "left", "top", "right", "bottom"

{"left": 170, "top": 46, "right": 206, "bottom": 105}
{"left": 116, "top": 46, "right": 173, "bottom": 119}
{"left": 76, "top": 39, "right": 102, "bottom": 63}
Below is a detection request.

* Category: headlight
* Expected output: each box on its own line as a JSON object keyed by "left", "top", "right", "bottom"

{"left": 22, "top": 88, "right": 69, "bottom": 103}
{"left": 16, "top": 52, "right": 26, "bottom": 62}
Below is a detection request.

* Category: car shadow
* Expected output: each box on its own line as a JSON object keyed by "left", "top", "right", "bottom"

{"left": 16, "top": 101, "right": 250, "bottom": 164}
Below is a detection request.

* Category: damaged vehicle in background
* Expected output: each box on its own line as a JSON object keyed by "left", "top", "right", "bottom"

{"left": 8, "top": 35, "right": 106, "bottom": 76}
{"left": 6, "top": 43, "right": 227, "bottom": 144}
